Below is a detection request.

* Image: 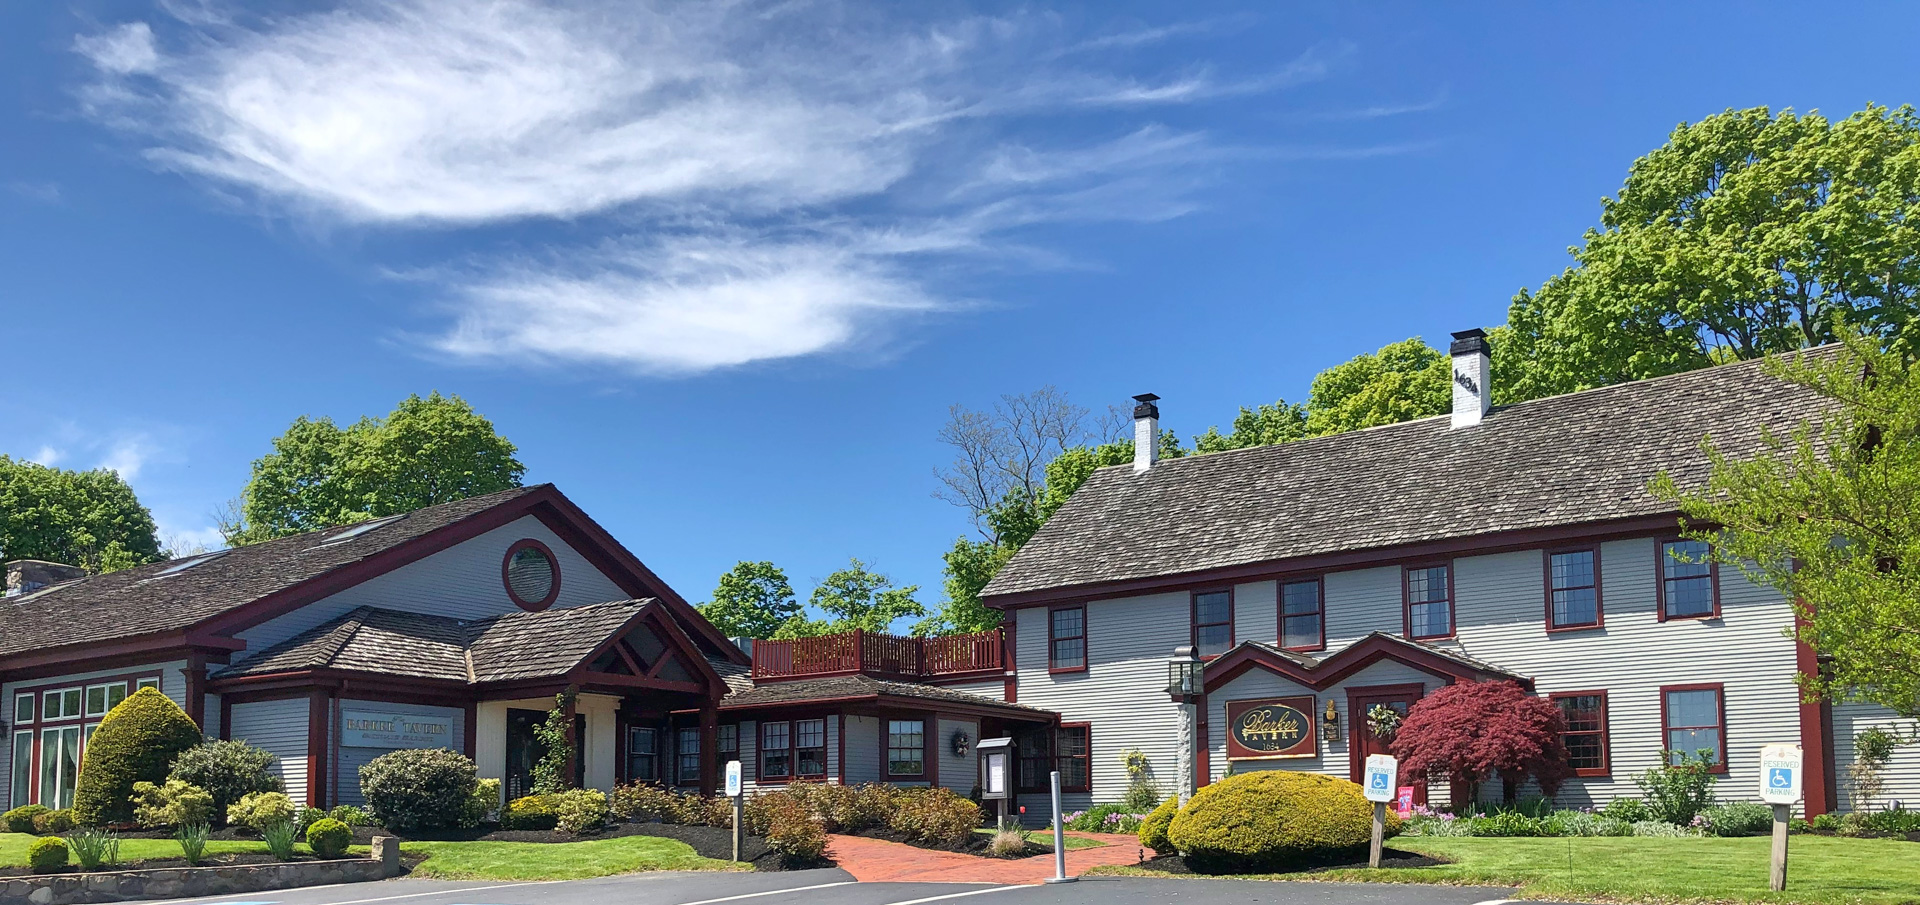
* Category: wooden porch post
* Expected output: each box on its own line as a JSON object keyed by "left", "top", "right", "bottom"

{"left": 700, "top": 706, "right": 719, "bottom": 796}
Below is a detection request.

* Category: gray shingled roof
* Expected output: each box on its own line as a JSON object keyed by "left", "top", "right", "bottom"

{"left": 214, "top": 598, "right": 658, "bottom": 685}
{"left": 0, "top": 485, "right": 547, "bottom": 658}
{"left": 720, "top": 674, "right": 1051, "bottom": 715}
{"left": 984, "top": 353, "right": 1835, "bottom": 599}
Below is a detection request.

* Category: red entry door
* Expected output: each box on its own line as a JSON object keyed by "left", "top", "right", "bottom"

{"left": 1347, "top": 684, "right": 1424, "bottom": 803}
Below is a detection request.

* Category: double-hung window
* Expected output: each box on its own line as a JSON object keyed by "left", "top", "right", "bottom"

{"left": 886, "top": 719, "right": 925, "bottom": 777}
{"left": 1547, "top": 549, "right": 1601, "bottom": 629}
{"left": 1192, "top": 590, "right": 1233, "bottom": 658}
{"left": 1551, "top": 692, "right": 1610, "bottom": 776}
{"left": 1048, "top": 607, "right": 1086, "bottom": 671}
{"left": 1404, "top": 564, "right": 1453, "bottom": 639}
{"left": 795, "top": 719, "right": 827, "bottom": 778}
{"left": 1659, "top": 540, "right": 1718, "bottom": 619}
{"left": 1662, "top": 685, "right": 1726, "bottom": 770}
{"left": 1055, "top": 725, "right": 1091, "bottom": 792}
{"left": 761, "top": 722, "right": 791, "bottom": 780}
{"left": 627, "top": 727, "right": 658, "bottom": 782}
{"left": 717, "top": 725, "right": 739, "bottom": 765}
{"left": 1280, "top": 579, "right": 1323, "bottom": 651}
{"left": 677, "top": 728, "right": 701, "bottom": 784}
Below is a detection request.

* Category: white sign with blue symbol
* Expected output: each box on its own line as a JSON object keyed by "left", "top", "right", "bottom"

{"left": 1363, "top": 754, "right": 1398, "bottom": 803}
{"left": 1758, "top": 744, "right": 1802, "bottom": 805}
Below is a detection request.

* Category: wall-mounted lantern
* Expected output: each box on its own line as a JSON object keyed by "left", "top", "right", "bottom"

{"left": 1166, "top": 645, "right": 1202, "bottom": 701}
{"left": 1322, "top": 698, "right": 1340, "bottom": 742}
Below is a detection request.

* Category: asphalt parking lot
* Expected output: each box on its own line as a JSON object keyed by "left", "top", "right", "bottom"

{"left": 129, "top": 869, "right": 1562, "bottom": 905}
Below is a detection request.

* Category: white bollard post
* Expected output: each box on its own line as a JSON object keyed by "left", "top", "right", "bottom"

{"left": 1044, "top": 770, "right": 1076, "bottom": 884}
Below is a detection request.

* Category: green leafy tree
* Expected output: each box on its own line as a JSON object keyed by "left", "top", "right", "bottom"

{"left": 1505, "top": 105, "right": 1920, "bottom": 400}
{"left": 773, "top": 559, "right": 926, "bottom": 638}
{"left": 1193, "top": 401, "right": 1309, "bottom": 453}
{"left": 698, "top": 561, "right": 800, "bottom": 639}
{"left": 1651, "top": 333, "right": 1920, "bottom": 719}
{"left": 0, "top": 457, "right": 161, "bottom": 572}
{"left": 1303, "top": 337, "right": 1452, "bottom": 436}
{"left": 227, "top": 392, "right": 524, "bottom": 543}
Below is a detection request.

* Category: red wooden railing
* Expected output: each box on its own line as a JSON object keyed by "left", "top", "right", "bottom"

{"left": 751, "top": 628, "right": 1004, "bottom": 681}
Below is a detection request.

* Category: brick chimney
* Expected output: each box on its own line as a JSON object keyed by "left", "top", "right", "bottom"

{"left": 4, "top": 560, "right": 89, "bottom": 598}
{"left": 1449, "top": 329, "right": 1492, "bottom": 429}
{"left": 1132, "top": 393, "right": 1161, "bottom": 473}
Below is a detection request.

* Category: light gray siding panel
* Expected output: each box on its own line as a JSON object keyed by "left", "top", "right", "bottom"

{"left": 938, "top": 718, "right": 979, "bottom": 793}
{"left": 1233, "top": 581, "right": 1277, "bottom": 648}
{"left": 229, "top": 698, "right": 311, "bottom": 807}
{"left": 737, "top": 720, "right": 760, "bottom": 791}
{"left": 939, "top": 680, "right": 1006, "bottom": 702}
{"left": 1833, "top": 702, "right": 1920, "bottom": 811}
{"left": 236, "top": 516, "right": 631, "bottom": 654}
{"left": 330, "top": 699, "right": 465, "bottom": 807}
{"left": 1322, "top": 566, "right": 1403, "bottom": 648}
{"left": 843, "top": 715, "right": 880, "bottom": 784}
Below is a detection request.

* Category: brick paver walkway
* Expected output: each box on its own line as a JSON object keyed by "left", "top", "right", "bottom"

{"left": 825, "top": 832, "right": 1147, "bottom": 884}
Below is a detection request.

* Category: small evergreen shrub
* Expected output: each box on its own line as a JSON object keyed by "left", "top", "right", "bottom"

{"left": 467, "top": 779, "right": 502, "bottom": 826}
{"left": 227, "top": 791, "right": 296, "bottom": 833}
{"left": 502, "top": 795, "right": 561, "bottom": 830}
{"left": 1634, "top": 750, "right": 1719, "bottom": 825}
{"left": 1863, "top": 808, "right": 1920, "bottom": 834}
{"left": 306, "top": 817, "right": 352, "bottom": 858}
{"left": 1138, "top": 796, "right": 1178, "bottom": 854}
{"left": 358, "top": 748, "right": 481, "bottom": 832}
{"left": 554, "top": 789, "right": 610, "bottom": 835}
{"left": 132, "top": 780, "right": 215, "bottom": 828}
{"left": 167, "top": 740, "right": 282, "bottom": 824}
{"left": 72, "top": 687, "right": 204, "bottom": 826}
{"left": 328, "top": 805, "right": 374, "bottom": 827}
{"left": 4, "top": 804, "right": 50, "bottom": 834}
{"left": 66, "top": 828, "right": 119, "bottom": 870}
{"left": 1599, "top": 797, "right": 1651, "bottom": 823}
{"left": 1703, "top": 801, "right": 1773, "bottom": 837}
{"left": 1167, "top": 771, "right": 1382, "bottom": 873}
{"left": 32, "top": 809, "right": 75, "bottom": 834}
{"left": 1811, "top": 813, "right": 1844, "bottom": 832}
{"left": 28, "top": 837, "right": 69, "bottom": 873}
{"left": 297, "top": 807, "right": 326, "bottom": 834}
{"left": 262, "top": 818, "right": 298, "bottom": 861}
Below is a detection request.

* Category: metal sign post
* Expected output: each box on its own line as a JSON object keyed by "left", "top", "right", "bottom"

{"left": 1044, "top": 770, "right": 1076, "bottom": 884}
{"left": 1758, "top": 745, "right": 1803, "bottom": 892}
{"left": 1363, "top": 754, "right": 1398, "bottom": 869}
{"left": 725, "top": 760, "right": 743, "bottom": 863}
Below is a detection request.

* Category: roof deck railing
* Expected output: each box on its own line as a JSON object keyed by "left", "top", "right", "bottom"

{"left": 751, "top": 628, "right": 1004, "bottom": 682}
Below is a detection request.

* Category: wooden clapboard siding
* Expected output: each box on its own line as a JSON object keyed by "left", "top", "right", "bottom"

{"left": 229, "top": 697, "right": 311, "bottom": 807}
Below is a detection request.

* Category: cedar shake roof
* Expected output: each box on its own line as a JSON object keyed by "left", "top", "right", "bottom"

{"left": 0, "top": 485, "right": 546, "bottom": 658}
{"left": 983, "top": 352, "right": 1836, "bottom": 601}
{"left": 213, "top": 598, "right": 658, "bottom": 684}
{"left": 719, "top": 673, "right": 1052, "bottom": 716}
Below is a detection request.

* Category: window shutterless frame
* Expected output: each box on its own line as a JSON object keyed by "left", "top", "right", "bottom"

{"left": 1056, "top": 723, "right": 1092, "bottom": 793}
{"left": 1401, "top": 562, "right": 1455, "bottom": 640}
{"left": 1191, "top": 588, "right": 1234, "bottom": 659}
{"left": 760, "top": 721, "right": 792, "bottom": 780}
{"left": 1277, "top": 576, "right": 1326, "bottom": 652}
{"left": 885, "top": 718, "right": 927, "bottom": 778}
{"left": 1659, "top": 682, "right": 1728, "bottom": 773}
{"left": 794, "top": 718, "right": 827, "bottom": 778}
{"left": 1047, "top": 604, "right": 1087, "bottom": 673}
{"left": 1544, "top": 547, "right": 1603, "bottom": 632}
{"left": 1656, "top": 538, "right": 1721, "bottom": 621}
{"left": 1548, "top": 690, "right": 1611, "bottom": 777}
{"left": 12, "top": 693, "right": 32, "bottom": 725}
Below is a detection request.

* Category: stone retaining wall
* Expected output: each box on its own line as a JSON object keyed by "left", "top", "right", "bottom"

{"left": 1, "top": 858, "right": 388, "bottom": 905}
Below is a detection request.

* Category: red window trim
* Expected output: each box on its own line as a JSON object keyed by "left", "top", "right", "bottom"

{"left": 675, "top": 726, "right": 702, "bottom": 787}
{"left": 502, "top": 538, "right": 563, "bottom": 611}
{"left": 1047, "top": 604, "right": 1088, "bottom": 674}
{"left": 1543, "top": 546, "right": 1604, "bottom": 633}
{"left": 1659, "top": 682, "right": 1729, "bottom": 774}
{"left": 1655, "top": 537, "right": 1721, "bottom": 622}
{"left": 8, "top": 671, "right": 158, "bottom": 807}
{"left": 1057, "top": 722, "right": 1093, "bottom": 794}
{"left": 755, "top": 718, "right": 827, "bottom": 785}
{"left": 1276, "top": 576, "right": 1326, "bottom": 652}
{"left": 1401, "top": 561, "right": 1455, "bottom": 641}
{"left": 882, "top": 714, "right": 929, "bottom": 780}
{"left": 1191, "top": 588, "right": 1235, "bottom": 660}
{"left": 1548, "top": 690, "right": 1611, "bottom": 777}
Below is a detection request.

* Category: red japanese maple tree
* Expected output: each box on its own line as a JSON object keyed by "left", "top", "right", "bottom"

{"left": 1388, "top": 680, "right": 1573, "bottom": 805}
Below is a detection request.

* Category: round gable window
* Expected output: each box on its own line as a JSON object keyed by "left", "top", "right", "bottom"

{"left": 503, "top": 539, "right": 562, "bottom": 611}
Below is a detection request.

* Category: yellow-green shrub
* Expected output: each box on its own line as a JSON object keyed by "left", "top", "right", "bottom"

{"left": 132, "top": 780, "right": 215, "bottom": 829}
{"left": 3, "top": 804, "right": 49, "bottom": 834}
{"left": 1138, "top": 795, "right": 1178, "bottom": 855}
{"left": 28, "top": 837, "right": 69, "bottom": 873}
{"left": 73, "top": 688, "right": 203, "bottom": 826}
{"left": 501, "top": 795, "right": 560, "bottom": 830}
{"left": 32, "top": 809, "right": 74, "bottom": 834}
{"left": 554, "top": 789, "right": 609, "bottom": 835}
{"left": 306, "top": 817, "right": 352, "bottom": 858}
{"left": 227, "top": 791, "right": 296, "bottom": 832}
{"left": 1167, "top": 771, "right": 1376, "bottom": 873}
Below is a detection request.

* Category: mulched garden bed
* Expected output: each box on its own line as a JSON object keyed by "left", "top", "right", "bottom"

{"left": 1132, "top": 846, "right": 1447, "bottom": 876}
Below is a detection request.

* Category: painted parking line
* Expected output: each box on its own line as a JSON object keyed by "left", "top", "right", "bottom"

{"left": 308, "top": 882, "right": 559, "bottom": 905}
{"left": 669, "top": 881, "right": 859, "bottom": 905}
{"left": 871, "top": 886, "right": 1024, "bottom": 905}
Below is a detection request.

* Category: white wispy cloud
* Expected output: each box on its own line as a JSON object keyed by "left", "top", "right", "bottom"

{"left": 100, "top": 437, "right": 152, "bottom": 481}
{"left": 74, "top": 1, "right": 1365, "bottom": 375}
{"left": 28, "top": 446, "right": 63, "bottom": 466}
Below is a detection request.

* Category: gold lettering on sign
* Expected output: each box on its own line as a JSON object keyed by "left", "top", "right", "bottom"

{"left": 1238, "top": 708, "right": 1302, "bottom": 747}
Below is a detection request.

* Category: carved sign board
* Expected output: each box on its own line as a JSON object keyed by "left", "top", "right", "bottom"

{"left": 1225, "top": 696, "right": 1318, "bottom": 760}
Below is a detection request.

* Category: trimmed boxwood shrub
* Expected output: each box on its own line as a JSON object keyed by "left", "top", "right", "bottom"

{"left": 28, "top": 837, "right": 69, "bottom": 873}
{"left": 1138, "top": 795, "right": 1178, "bottom": 855}
{"left": 32, "top": 809, "right": 75, "bottom": 834}
{"left": 73, "top": 688, "right": 203, "bottom": 826}
{"left": 306, "top": 817, "right": 352, "bottom": 858}
{"left": 4, "top": 804, "right": 50, "bottom": 834}
{"left": 502, "top": 795, "right": 561, "bottom": 830}
{"left": 1167, "top": 771, "right": 1383, "bottom": 873}
{"left": 168, "top": 740, "right": 282, "bottom": 824}
{"left": 358, "top": 748, "right": 481, "bottom": 832}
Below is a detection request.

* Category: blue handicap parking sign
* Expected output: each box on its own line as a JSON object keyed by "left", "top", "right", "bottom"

{"left": 1369, "top": 773, "right": 1389, "bottom": 790}
{"left": 1769, "top": 767, "right": 1793, "bottom": 789}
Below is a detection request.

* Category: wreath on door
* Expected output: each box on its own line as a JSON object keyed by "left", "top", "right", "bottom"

{"left": 1366, "top": 704, "right": 1404, "bottom": 740}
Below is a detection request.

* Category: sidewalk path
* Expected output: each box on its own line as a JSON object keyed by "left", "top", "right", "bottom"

{"left": 825, "top": 832, "right": 1147, "bottom": 884}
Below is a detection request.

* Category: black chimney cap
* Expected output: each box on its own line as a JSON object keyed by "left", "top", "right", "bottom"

{"left": 1449, "top": 329, "right": 1491, "bottom": 357}
{"left": 1132, "top": 393, "right": 1160, "bottom": 419}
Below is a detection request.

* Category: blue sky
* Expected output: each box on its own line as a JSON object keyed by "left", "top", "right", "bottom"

{"left": 4, "top": 1, "right": 1918, "bottom": 617}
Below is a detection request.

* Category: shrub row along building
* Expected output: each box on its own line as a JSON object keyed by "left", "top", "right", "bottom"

{"left": 1, "top": 332, "right": 1909, "bottom": 817}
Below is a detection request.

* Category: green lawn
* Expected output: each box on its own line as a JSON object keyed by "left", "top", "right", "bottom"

{"left": 401, "top": 836, "right": 742, "bottom": 880}
{"left": 0, "top": 833, "right": 294, "bottom": 866}
{"left": 972, "top": 829, "right": 1109, "bottom": 851}
{"left": 1090, "top": 836, "right": 1920, "bottom": 905}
